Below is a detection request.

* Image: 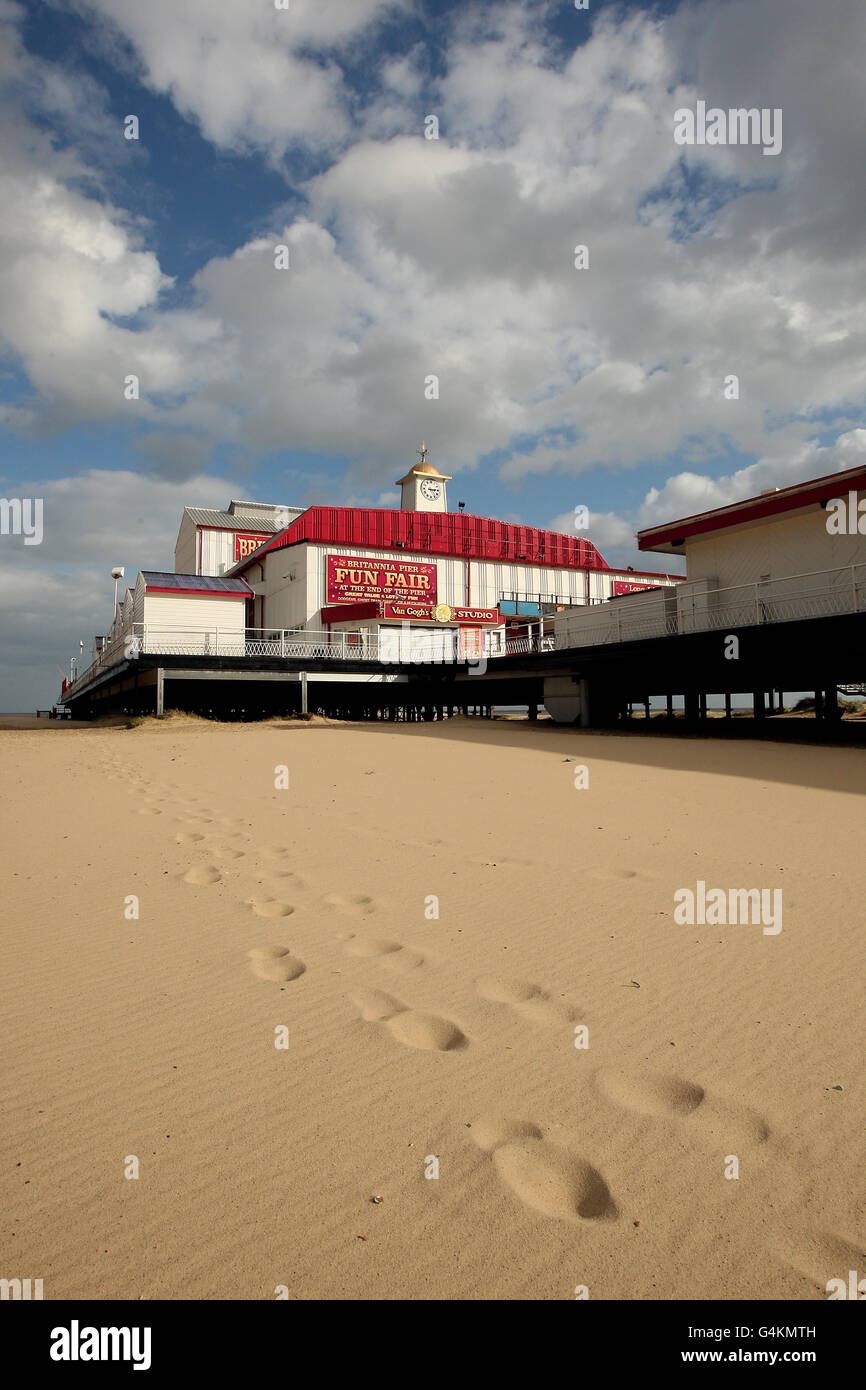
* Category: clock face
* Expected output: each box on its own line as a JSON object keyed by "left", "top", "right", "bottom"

{"left": 419, "top": 479, "right": 441, "bottom": 501}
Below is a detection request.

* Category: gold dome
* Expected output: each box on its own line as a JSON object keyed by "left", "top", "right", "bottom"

{"left": 395, "top": 442, "right": 452, "bottom": 485}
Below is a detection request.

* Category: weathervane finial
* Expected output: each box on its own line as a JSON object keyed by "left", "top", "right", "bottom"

{"left": 417, "top": 441, "right": 428, "bottom": 465}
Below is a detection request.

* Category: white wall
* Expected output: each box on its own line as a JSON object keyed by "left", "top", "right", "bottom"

{"left": 685, "top": 500, "right": 866, "bottom": 589}
{"left": 174, "top": 515, "right": 197, "bottom": 573}
{"left": 556, "top": 587, "right": 678, "bottom": 648}
{"left": 253, "top": 546, "right": 310, "bottom": 629}
{"left": 255, "top": 540, "right": 676, "bottom": 628}
{"left": 141, "top": 593, "right": 247, "bottom": 653}
{"left": 131, "top": 579, "right": 144, "bottom": 631}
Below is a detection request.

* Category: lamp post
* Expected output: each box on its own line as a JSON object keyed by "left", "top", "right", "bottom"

{"left": 111, "top": 566, "right": 125, "bottom": 616}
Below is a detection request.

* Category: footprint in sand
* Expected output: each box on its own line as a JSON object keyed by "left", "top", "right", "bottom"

{"left": 176, "top": 831, "right": 206, "bottom": 844}
{"left": 475, "top": 976, "right": 580, "bottom": 1029}
{"left": 208, "top": 843, "right": 246, "bottom": 861}
{"left": 248, "top": 945, "right": 306, "bottom": 982}
{"left": 252, "top": 870, "right": 308, "bottom": 897}
{"left": 182, "top": 864, "right": 222, "bottom": 886}
{"left": 594, "top": 1069, "right": 770, "bottom": 1144}
{"left": 343, "top": 936, "right": 424, "bottom": 969}
{"left": 250, "top": 898, "right": 295, "bottom": 918}
{"left": 350, "top": 987, "right": 467, "bottom": 1052}
{"left": 470, "top": 1115, "right": 618, "bottom": 1223}
{"left": 322, "top": 892, "right": 376, "bottom": 917}
{"left": 136, "top": 806, "right": 162, "bottom": 816}
{"left": 596, "top": 1070, "right": 705, "bottom": 1117}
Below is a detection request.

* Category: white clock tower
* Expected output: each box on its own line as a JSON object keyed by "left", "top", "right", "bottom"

{"left": 395, "top": 443, "right": 451, "bottom": 513}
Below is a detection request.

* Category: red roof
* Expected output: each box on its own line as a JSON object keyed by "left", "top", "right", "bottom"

{"left": 637, "top": 465, "right": 866, "bottom": 554}
{"left": 233, "top": 507, "right": 611, "bottom": 573}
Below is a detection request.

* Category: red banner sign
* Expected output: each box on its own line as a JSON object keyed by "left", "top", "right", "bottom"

{"left": 327, "top": 555, "right": 437, "bottom": 604}
{"left": 234, "top": 533, "right": 270, "bottom": 562}
{"left": 452, "top": 607, "right": 500, "bottom": 625}
{"left": 613, "top": 579, "right": 658, "bottom": 596}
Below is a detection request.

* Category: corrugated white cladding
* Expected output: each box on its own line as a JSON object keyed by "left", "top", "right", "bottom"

{"left": 199, "top": 528, "right": 241, "bottom": 577}
{"left": 468, "top": 561, "right": 588, "bottom": 607}
{"left": 253, "top": 541, "right": 611, "bottom": 628}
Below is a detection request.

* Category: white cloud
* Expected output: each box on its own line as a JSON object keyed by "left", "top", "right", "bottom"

{"left": 637, "top": 430, "right": 866, "bottom": 530}
{"left": 65, "top": 0, "right": 412, "bottom": 160}
{"left": 548, "top": 429, "right": 866, "bottom": 576}
{"left": 0, "top": 468, "right": 235, "bottom": 706}
{"left": 5, "top": 0, "right": 866, "bottom": 482}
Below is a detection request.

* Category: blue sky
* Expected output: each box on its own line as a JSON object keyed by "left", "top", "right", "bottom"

{"left": 1, "top": 0, "right": 865, "bottom": 704}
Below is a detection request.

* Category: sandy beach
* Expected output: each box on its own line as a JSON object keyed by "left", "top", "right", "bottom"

{"left": 1, "top": 715, "right": 864, "bottom": 1301}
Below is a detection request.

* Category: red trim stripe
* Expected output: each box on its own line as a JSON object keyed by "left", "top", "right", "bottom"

{"left": 638, "top": 466, "right": 866, "bottom": 551}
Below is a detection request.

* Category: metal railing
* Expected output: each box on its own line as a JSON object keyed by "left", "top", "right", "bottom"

{"left": 67, "top": 629, "right": 135, "bottom": 694}
{"left": 503, "top": 634, "right": 555, "bottom": 654}
{"left": 556, "top": 564, "right": 866, "bottom": 649}
{"left": 132, "top": 627, "right": 373, "bottom": 661}
{"left": 65, "top": 563, "right": 862, "bottom": 696}
{"left": 66, "top": 622, "right": 554, "bottom": 697}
